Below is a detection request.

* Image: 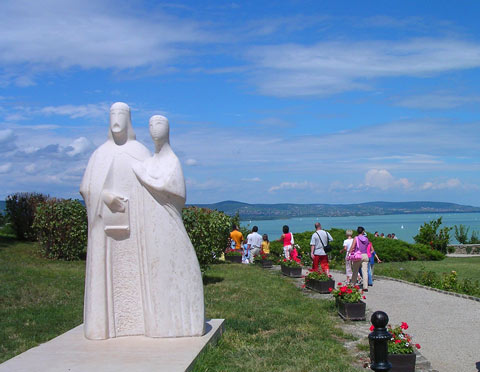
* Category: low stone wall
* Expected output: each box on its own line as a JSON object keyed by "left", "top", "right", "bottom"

{"left": 448, "top": 244, "right": 480, "bottom": 254}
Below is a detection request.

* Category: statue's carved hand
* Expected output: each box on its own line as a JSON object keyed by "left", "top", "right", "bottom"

{"left": 102, "top": 190, "right": 127, "bottom": 213}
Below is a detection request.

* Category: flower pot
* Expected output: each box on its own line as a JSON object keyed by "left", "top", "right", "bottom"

{"left": 225, "top": 255, "right": 242, "bottom": 263}
{"left": 337, "top": 300, "right": 366, "bottom": 321}
{"left": 260, "top": 259, "right": 272, "bottom": 268}
{"left": 306, "top": 278, "right": 335, "bottom": 293}
{"left": 388, "top": 353, "right": 416, "bottom": 372}
{"left": 281, "top": 265, "right": 302, "bottom": 278}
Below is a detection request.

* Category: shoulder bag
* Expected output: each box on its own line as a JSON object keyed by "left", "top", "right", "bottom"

{"left": 347, "top": 237, "right": 363, "bottom": 261}
{"left": 317, "top": 231, "right": 332, "bottom": 253}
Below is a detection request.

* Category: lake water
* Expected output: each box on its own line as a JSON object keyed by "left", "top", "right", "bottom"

{"left": 241, "top": 213, "right": 480, "bottom": 243}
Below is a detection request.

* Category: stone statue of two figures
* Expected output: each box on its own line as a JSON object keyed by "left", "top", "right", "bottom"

{"left": 80, "top": 102, "right": 204, "bottom": 340}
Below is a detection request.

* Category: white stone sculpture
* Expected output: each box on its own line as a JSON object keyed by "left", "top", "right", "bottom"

{"left": 80, "top": 103, "right": 205, "bottom": 340}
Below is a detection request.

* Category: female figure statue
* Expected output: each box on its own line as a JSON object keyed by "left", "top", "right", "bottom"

{"left": 132, "top": 115, "right": 205, "bottom": 337}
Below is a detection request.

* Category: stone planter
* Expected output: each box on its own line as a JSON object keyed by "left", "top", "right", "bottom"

{"left": 281, "top": 265, "right": 302, "bottom": 278}
{"left": 225, "top": 255, "right": 242, "bottom": 263}
{"left": 337, "top": 300, "right": 366, "bottom": 321}
{"left": 306, "top": 278, "right": 335, "bottom": 293}
{"left": 260, "top": 259, "right": 272, "bottom": 268}
{"left": 388, "top": 353, "right": 416, "bottom": 372}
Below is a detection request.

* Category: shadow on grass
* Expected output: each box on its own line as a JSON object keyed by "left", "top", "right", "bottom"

{"left": 0, "top": 235, "right": 18, "bottom": 249}
{"left": 203, "top": 275, "right": 224, "bottom": 286}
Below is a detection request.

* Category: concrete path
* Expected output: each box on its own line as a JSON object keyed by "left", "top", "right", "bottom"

{"left": 328, "top": 270, "right": 480, "bottom": 372}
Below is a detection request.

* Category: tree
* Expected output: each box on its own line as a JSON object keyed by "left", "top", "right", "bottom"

{"left": 414, "top": 217, "right": 451, "bottom": 254}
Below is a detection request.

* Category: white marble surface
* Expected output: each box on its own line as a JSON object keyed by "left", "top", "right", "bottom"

{"left": 80, "top": 104, "right": 204, "bottom": 339}
{"left": 0, "top": 320, "right": 224, "bottom": 372}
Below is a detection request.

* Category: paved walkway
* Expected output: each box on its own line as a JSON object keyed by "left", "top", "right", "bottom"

{"left": 328, "top": 270, "right": 480, "bottom": 372}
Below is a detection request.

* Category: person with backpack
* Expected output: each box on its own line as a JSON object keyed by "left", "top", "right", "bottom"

{"left": 310, "top": 222, "right": 333, "bottom": 273}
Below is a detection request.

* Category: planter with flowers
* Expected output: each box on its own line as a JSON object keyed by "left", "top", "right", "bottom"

{"left": 280, "top": 259, "right": 302, "bottom": 277}
{"left": 385, "top": 322, "right": 420, "bottom": 372}
{"left": 258, "top": 252, "right": 272, "bottom": 268}
{"left": 225, "top": 249, "right": 243, "bottom": 263}
{"left": 330, "top": 283, "right": 366, "bottom": 320}
{"left": 305, "top": 270, "right": 335, "bottom": 293}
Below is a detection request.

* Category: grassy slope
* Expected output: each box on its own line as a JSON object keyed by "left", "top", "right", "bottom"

{"left": 0, "top": 239, "right": 360, "bottom": 371}
{"left": 0, "top": 237, "right": 85, "bottom": 363}
{"left": 194, "top": 263, "right": 360, "bottom": 372}
{"left": 374, "top": 257, "right": 480, "bottom": 281}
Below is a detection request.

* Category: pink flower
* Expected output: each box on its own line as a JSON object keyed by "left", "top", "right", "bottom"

{"left": 370, "top": 325, "right": 375, "bottom": 331}
{"left": 301, "top": 284, "right": 306, "bottom": 288}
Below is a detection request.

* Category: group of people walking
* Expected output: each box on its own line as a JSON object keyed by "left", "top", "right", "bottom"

{"left": 342, "top": 227, "right": 381, "bottom": 291}
{"left": 229, "top": 224, "right": 270, "bottom": 264}
{"left": 229, "top": 223, "right": 382, "bottom": 290}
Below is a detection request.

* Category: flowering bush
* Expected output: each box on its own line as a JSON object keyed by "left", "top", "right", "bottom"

{"left": 375, "top": 322, "right": 421, "bottom": 354}
{"left": 260, "top": 251, "right": 270, "bottom": 260}
{"left": 225, "top": 248, "right": 243, "bottom": 257}
{"left": 330, "top": 283, "right": 365, "bottom": 303}
{"left": 305, "top": 270, "right": 332, "bottom": 282}
{"left": 281, "top": 258, "right": 302, "bottom": 268}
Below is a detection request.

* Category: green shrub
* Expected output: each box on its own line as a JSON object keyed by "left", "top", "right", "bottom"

{"left": 469, "top": 231, "right": 480, "bottom": 244}
{"left": 441, "top": 270, "right": 458, "bottom": 291}
{"left": 182, "top": 207, "right": 234, "bottom": 274}
{"left": 460, "top": 278, "right": 480, "bottom": 296}
{"left": 6, "top": 192, "right": 49, "bottom": 241}
{"left": 454, "top": 224, "right": 469, "bottom": 244}
{"left": 33, "top": 199, "right": 88, "bottom": 260}
{"left": 414, "top": 270, "right": 440, "bottom": 287}
{"left": 414, "top": 217, "right": 451, "bottom": 254}
{"left": 0, "top": 211, "right": 5, "bottom": 226}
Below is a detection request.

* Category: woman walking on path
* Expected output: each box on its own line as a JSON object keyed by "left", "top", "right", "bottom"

{"left": 278, "top": 225, "right": 294, "bottom": 260}
{"left": 347, "top": 226, "right": 370, "bottom": 291}
{"left": 343, "top": 230, "right": 354, "bottom": 283}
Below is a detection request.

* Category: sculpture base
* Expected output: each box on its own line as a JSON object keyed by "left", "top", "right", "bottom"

{"left": 0, "top": 319, "right": 224, "bottom": 372}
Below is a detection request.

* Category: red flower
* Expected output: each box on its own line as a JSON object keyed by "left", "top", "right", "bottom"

{"left": 346, "top": 288, "right": 353, "bottom": 294}
{"left": 362, "top": 296, "right": 366, "bottom": 299}
{"left": 369, "top": 325, "right": 375, "bottom": 331}
{"left": 415, "top": 344, "right": 421, "bottom": 349}
{"left": 395, "top": 340, "right": 401, "bottom": 344}
{"left": 328, "top": 274, "right": 332, "bottom": 278}
{"left": 354, "top": 285, "right": 360, "bottom": 290}
{"left": 301, "top": 284, "right": 306, "bottom": 288}
{"left": 400, "top": 322, "right": 409, "bottom": 330}
{"left": 328, "top": 287, "right": 333, "bottom": 292}
{"left": 337, "top": 282, "right": 343, "bottom": 286}
{"left": 283, "top": 258, "right": 287, "bottom": 262}
{"left": 340, "top": 286, "right": 347, "bottom": 293}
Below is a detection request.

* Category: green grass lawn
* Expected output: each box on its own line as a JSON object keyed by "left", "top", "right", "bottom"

{"left": 0, "top": 239, "right": 361, "bottom": 371}
{"left": 374, "top": 257, "right": 480, "bottom": 281}
{"left": 0, "top": 237, "right": 85, "bottom": 363}
{"left": 195, "top": 263, "right": 360, "bottom": 372}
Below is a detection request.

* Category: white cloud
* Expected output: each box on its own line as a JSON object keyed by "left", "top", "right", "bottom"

{"left": 364, "top": 169, "right": 413, "bottom": 190}
{"left": 420, "top": 178, "right": 472, "bottom": 190}
{"left": 0, "top": 0, "right": 213, "bottom": 83}
{"left": 185, "top": 158, "right": 198, "bottom": 166}
{"left": 394, "top": 92, "right": 480, "bottom": 109}
{"left": 0, "top": 163, "right": 12, "bottom": 173}
{"left": 242, "top": 177, "right": 261, "bottom": 182}
{"left": 247, "top": 38, "right": 480, "bottom": 97}
{"left": 41, "top": 103, "right": 110, "bottom": 119}
{"left": 66, "top": 137, "right": 95, "bottom": 157}
{"left": 269, "top": 181, "right": 314, "bottom": 193}
{"left": 0, "top": 129, "right": 17, "bottom": 152}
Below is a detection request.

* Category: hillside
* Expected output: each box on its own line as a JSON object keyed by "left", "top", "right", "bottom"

{"left": 192, "top": 200, "right": 480, "bottom": 219}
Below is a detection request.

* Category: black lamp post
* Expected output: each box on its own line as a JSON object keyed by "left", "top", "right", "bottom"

{"left": 369, "top": 311, "right": 392, "bottom": 371}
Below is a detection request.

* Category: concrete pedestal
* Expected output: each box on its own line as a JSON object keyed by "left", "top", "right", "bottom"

{"left": 0, "top": 319, "right": 224, "bottom": 372}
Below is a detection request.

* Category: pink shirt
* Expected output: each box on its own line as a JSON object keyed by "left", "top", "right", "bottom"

{"left": 283, "top": 232, "right": 293, "bottom": 246}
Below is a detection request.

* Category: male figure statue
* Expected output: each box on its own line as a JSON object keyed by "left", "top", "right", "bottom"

{"left": 80, "top": 102, "right": 150, "bottom": 339}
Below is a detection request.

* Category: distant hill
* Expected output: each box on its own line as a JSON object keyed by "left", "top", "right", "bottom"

{"left": 191, "top": 200, "right": 480, "bottom": 220}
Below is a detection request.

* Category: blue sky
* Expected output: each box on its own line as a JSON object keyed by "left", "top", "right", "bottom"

{"left": 1, "top": 0, "right": 480, "bottom": 205}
